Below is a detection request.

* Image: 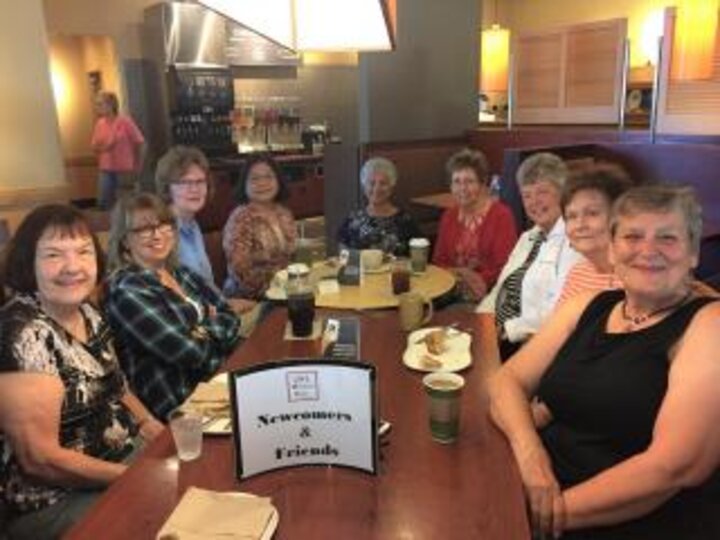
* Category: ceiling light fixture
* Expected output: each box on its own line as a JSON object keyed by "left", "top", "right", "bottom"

{"left": 197, "top": 0, "right": 396, "bottom": 52}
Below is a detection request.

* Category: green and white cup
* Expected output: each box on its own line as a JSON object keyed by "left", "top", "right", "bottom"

{"left": 422, "top": 372, "right": 465, "bottom": 443}
{"left": 409, "top": 238, "right": 430, "bottom": 273}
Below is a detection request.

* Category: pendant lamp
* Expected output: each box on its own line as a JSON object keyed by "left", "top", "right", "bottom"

{"left": 197, "top": 0, "right": 396, "bottom": 52}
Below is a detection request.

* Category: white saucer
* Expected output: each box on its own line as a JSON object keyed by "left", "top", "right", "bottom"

{"left": 402, "top": 327, "right": 472, "bottom": 373}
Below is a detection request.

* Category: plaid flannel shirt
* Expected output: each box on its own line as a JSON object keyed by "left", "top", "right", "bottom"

{"left": 105, "top": 265, "right": 241, "bottom": 420}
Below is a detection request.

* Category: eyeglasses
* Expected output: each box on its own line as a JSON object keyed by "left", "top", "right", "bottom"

{"left": 172, "top": 179, "right": 208, "bottom": 189}
{"left": 128, "top": 222, "right": 174, "bottom": 240}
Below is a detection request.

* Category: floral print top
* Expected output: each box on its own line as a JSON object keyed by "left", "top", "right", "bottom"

{"left": 222, "top": 202, "right": 297, "bottom": 299}
{"left": 0, "top": 295, "right": 137, "bottom": 513}
{"left": 337, "top": 208, "right": 421, "bottom": 256}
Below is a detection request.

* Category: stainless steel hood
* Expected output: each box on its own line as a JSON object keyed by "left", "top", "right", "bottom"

{"left": 145, "top": 2, "right": 299, "bottom": 69}
{"left": 150, "top": 2, "right": 228, "bottom": 68}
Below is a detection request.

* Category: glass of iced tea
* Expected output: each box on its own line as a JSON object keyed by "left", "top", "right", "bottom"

{"left": 391, "top": 258, "right": 411, "bottom": 295}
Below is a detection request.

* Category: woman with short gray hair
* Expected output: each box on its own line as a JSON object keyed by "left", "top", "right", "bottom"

{"left": 477, "top": 152, "right": 580, "bottom": 361}
{"left": 337, "top": 156, "right": 420, "bottom": 256}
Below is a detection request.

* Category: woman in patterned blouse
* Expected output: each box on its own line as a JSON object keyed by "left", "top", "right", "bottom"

{"left": 0, "top": 205, "right": 162, "bottom": 539}
{"left": 337, "top": 157, "right": 420, "bottom": 256}
{"left": 222, "top": 154, "right": 296, "bottom": 300}
{"left": 105, "top": 193, "right": 240, "bottom": 420}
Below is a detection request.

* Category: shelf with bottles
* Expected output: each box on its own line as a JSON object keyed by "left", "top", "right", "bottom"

{"left": 231, "top": 95, "right": 303, "bottom": 153}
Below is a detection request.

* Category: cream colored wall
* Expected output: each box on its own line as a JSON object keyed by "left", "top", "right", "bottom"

{"left": 49, "top": 35, "right": 120, "bottom": 159}
{"left": 49, "top": 36, "right": 95, "bottom": 159}
{"left": 0, "top": 0, "right": 65, "bottom": 197}
{"left": 43, "top": 0, "right": 154, "bottom": 60}
{"left": 83, "top": 36, "right": 121, "bottom": 95}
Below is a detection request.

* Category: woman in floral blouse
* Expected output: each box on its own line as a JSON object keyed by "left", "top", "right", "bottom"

{"left": 222, "top": 154, "right": 296, "bottom": 300}
{"left": 337, "top": 157, "right": 420, "bottom": 256}
{"left": 0, "top": 205, "right": 161, "bottom": 540}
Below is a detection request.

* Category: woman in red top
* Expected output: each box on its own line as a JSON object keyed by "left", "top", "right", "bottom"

{"left": 432, "top": 148, "right": 517, "bottom": 301}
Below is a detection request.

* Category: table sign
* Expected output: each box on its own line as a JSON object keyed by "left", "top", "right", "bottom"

{"left": 229, "top": 360, "right": 378, "bottom": 479}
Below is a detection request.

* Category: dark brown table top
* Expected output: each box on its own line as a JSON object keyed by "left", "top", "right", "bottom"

{"left": 65, "top": 308, "right": 530, "bottom": 540}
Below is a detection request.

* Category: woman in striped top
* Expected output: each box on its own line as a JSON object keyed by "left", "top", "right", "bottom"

{"left": 558, "top": 164, "right": 633, "bottom": 305}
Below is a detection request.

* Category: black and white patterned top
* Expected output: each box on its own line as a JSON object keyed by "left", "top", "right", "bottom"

{"left": 337, "top": 208, "right": 421, "bottom": 256}
{"left": 0, "top": 294, "right": 137, "bottom": 513}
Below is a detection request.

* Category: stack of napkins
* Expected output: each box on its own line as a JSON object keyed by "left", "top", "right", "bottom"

{"left": 185, "top": 378, "right": 232, "bottom": 434}
{"left": 156, "top": 487, "right": 278, "bottom": 540}
{"left": 187, "top": 380, "right": 229, "bottom": 416}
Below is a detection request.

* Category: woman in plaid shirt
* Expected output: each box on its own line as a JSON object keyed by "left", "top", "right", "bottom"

{"left": 104, "top": 193, "right": 241, "bottom": 420}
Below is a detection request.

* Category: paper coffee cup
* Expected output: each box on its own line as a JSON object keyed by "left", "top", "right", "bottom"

{"left": 409, "top": 238, "right": 430, "bottom": 273}
{"left": 422, "top": 372, "right": 464, "bottom": 443}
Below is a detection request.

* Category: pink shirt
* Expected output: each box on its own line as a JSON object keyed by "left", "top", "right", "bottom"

{"left": 91, "top": 115, "right": 144, "bottom": 172}
{"left": 558, "top": 259, "right": 622, "bottom": 305}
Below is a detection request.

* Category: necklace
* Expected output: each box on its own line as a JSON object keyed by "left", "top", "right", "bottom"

{"left": 620, "top": 292, "right": 691, "bottom": 328}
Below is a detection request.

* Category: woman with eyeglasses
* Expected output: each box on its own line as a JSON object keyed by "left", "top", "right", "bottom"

{"left": 154, "top": 145, "right": 216, "bottom": 286}
{"left": 222, "top": 154, "right": 296, "bottom": 300}
{"left": 104, "top": 193, "right": 240, "bottom": 420}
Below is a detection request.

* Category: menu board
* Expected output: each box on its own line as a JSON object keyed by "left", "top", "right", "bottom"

{"left": 225, "top": 21, "right": 300, "bottom": 66}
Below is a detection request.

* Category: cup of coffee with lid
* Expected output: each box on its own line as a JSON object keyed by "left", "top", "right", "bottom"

{"left": 409, "top": 238, "right": 430, "bottom": 274}
{"left": 422, "top": 372, "right": 465, "bottom": 443}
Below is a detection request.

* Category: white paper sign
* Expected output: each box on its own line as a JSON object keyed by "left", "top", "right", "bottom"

{"left": 229, "top": 360, "right": 377, "bottom": 479}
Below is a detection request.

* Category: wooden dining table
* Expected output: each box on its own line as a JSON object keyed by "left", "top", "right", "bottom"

{"left": 267, "top": 263, "right": 457, "bottom": 310}
{"left": 65, "top": 308, "right": 530, "bottom": 540}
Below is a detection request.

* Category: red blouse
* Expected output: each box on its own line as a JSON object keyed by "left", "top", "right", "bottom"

{"left": 432, "top": 201, "right": 518, "bottom": 289}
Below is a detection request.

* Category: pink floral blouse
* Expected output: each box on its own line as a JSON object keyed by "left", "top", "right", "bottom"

{"left": 222, "top": 203, "right": 297, "bottom": 299}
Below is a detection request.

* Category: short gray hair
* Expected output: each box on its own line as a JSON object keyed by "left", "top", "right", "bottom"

{"left": 360, "top": 157, "right": 398, "bottom": 190}
{"left": 611, "top": 184, "right": 703, "bottom": 254}
{"left": 516, "top": 152, "right": 568, "bottom": 190}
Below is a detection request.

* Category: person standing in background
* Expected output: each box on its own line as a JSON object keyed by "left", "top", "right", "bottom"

{"left": 91, "top": 91, "right": 145, "bottom": 210}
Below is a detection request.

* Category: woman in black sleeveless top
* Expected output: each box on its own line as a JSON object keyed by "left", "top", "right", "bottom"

{"left": 489, "top": 186, "right": 720, "bottom": 539}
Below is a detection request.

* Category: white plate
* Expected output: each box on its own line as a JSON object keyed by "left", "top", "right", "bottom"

{"left": 403, "top": 327, "right": 472, "bottom": 373}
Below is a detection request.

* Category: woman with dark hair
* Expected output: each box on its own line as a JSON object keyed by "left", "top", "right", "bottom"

{"left": 91, "top": 91, "right": 145, "bottom": 210}
{"left": 104, "top": 193, "right": 240, "bottom": 420}
{"left": 432, "top": 148, "right": 517, "bottom": 300}
{"left": 0, "top": 205, "right": 161, "bottom": 539}
{"left": 222, "top": 154, "right": 296, "bottom": 299}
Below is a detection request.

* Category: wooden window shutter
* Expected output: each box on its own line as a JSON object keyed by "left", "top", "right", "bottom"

{"left": 512, "top": 18, "right": 627, "bottom": 124}
{"left": 656, "top": 7, "right": 720, "bottom": 135}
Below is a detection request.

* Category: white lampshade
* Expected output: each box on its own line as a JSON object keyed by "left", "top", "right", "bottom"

{"left": 198, "top": 0, "right": 395, "bottom": 52}
{"left": 481, "top": 24, "right": 510, "bottom": 92}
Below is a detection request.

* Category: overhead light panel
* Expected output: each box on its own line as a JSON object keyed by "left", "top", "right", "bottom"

{"left": 197, "top": 0, "right": 395, "bottom": 52}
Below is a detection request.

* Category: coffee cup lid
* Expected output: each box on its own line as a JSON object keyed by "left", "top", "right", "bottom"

{"left": 287, "top": 263, "right": 310, "bottom": 276}
{"left": 410, "top": 238, "right": 430, "bottom": 247}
